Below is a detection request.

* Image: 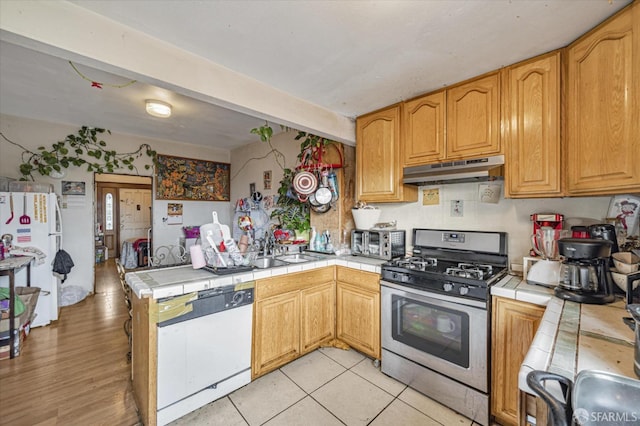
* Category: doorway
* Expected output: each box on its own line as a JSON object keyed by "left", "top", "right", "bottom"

{"left": 95, "top": 174, "right": 152, "bottom": 262}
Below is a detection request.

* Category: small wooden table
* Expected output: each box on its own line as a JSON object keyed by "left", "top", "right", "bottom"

{"left": 1, "top": 257, "right": 32, "bottom": 359}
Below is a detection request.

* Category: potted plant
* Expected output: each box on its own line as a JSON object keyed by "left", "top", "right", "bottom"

{"left": 1, "top": 126, "right": 157, "bottom": 181}
{"left": 270, "top": 168, "right": 311, "bottom": 239}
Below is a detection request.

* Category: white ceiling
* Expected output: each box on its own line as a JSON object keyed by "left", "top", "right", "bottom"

{"left": 0, "top": 0, "right": 632, "bottom": 150}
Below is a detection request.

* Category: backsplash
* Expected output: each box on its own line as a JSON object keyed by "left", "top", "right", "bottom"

{"left": 372, "top": 183, "right": 613, "bottom": 269}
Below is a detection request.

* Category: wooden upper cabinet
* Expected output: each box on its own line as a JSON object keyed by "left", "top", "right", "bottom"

{"left": 566, "top": 2, "right": 640, "bottom": 195}
{"left": 356, "top": 104, "right": 417, "bottom": 202}
{"left": 403, "top": 90, "right": 446, "bottom": 166}
{"left": 446, "top": 72, "right": 501, "bottom": 159}
{"left": 504, "top": 51, "right": 562, "bottom": 198}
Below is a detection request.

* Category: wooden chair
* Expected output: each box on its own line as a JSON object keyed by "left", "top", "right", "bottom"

{"left": 115, "top": 258, "right": 132, "bottom": 362}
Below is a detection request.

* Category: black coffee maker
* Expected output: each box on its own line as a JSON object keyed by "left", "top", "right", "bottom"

{"left": 588, "top": 223, "right": 619, "bottom": 259}
{"left": 555, "top": 238, "right": 616, "bottom": 304}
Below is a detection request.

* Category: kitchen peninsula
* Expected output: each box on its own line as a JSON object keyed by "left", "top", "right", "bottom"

{"left": 491, "top": 276, "right": 637, "bottom": 425}
{"left": 125, "top": 254, "right": 385, "bottom": 426}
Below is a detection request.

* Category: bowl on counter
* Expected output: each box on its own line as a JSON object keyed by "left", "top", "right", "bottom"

{"left": 611, "top": 269, "right": 640, "bottom": 292}
{"left": 612, "top": 252, "right": 640, "bottom": 274}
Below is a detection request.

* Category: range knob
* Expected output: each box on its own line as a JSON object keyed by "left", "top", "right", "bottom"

{"left": 443, "top": 282, "right": 454, "bottom": 292}
{"left": 459, "top": 286, "right": 470, "bottom": 296}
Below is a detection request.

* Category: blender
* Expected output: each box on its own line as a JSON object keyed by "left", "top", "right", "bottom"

{"left": 530, "top": 213, "right": 564, "bottom": 256}
{"left": 526, "top": 227, "right": 570, "bottom": 287}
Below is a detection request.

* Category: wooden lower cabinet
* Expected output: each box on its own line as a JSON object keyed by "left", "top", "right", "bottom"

{"left": 301, "top": 282, "right": 336, "bottom": 353}
{"left": 252, "top": 267, "right": 335, "bottom": 379}
{"left": 335, "top": 267, "right": 381, "bottom": 360}
{"left": 253, "top": 291, "right": 301, "bottom": 378}
{"left": 491, "top": 297, "right": 545, "bottom": 426}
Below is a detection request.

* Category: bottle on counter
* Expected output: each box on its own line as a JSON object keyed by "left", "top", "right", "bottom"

{"left": 324, "top": 230, "right": 333, "bottom": 252}
{"left": 309, "top": 227, "right": 317, "bottom": 251}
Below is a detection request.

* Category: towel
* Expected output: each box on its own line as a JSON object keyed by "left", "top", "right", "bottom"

{"left": 9, "top": 246, "right": 47, "bottom": 265}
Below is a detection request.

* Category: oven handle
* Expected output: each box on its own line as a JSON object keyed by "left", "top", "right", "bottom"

{"left": 380, "top": 280, "right": 487, "bottom": 310}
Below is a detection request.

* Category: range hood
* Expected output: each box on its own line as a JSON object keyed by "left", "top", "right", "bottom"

{"left": 403, "top": 155, "right": 504, "bottom": 186}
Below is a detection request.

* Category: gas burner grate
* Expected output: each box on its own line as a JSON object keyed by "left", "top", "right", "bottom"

{"left": 445, "top": 263, "right": 495, "bottom": 280}
{"left": 445, "top": 267, "right": 484, "bottom": 280}
{"left": 396, "top": 257, "right": 438, "bottom": 271}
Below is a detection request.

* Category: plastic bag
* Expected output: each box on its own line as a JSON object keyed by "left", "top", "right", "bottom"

{"left": 60, "top": 285, "right": 88, "bottom": 307}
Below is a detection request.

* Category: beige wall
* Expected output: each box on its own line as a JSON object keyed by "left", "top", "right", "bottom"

{"left": 229, "top": 129, "right": 302, "bottom": 238}
{"left": 0, "top": 113, "right": 618, "bottom": 294}
{"left": 232, "top": 132, "right": 615, "bottom": 269}
{"left": 0, "top": 113, "right": 231, "bottom": 294}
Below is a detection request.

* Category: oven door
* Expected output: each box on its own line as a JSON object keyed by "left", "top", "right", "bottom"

{"left": 381, "top": 281, "right": 488, "bottom": 392}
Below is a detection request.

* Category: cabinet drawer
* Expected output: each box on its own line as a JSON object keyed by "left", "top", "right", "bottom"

{"left": 256, "top": 267, "right": 335, "bottom": 299}
{"left": 336, "top": 267, "right": 380, "bottom": 293}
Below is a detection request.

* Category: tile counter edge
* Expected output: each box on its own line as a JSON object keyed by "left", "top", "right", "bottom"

{"left": 124, "top": 255, "right": 387, "bottom": 299}
{"left": 491, "top": 276, "right": 637, "bottom": 396}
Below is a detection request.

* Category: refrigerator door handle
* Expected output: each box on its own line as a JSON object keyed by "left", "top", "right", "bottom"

{"left": 53, "top": 196, "right": 63, "bottom": 248}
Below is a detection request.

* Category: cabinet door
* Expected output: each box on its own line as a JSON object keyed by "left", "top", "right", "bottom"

{"left": 566, "top": 3, "right": 640, "bottom": 195}
{"left": 301, "top": 281, "right": 335, "bottom": 354}
{"left": 356, "top": 105, "right": 417, "bottom": 203}
{"left": 504, "top": 52, "right": 562, "bottom": 198}
{"left": 336, "top": 281, "right": 380, "bottom": 359}
{"left": 252, "top": 291, "right": 300, "bottom": 378}
{"left": 491, "top": 297, "right": 544, "bottom": 426}
{"left": 446, "top": 73, "right": 501, "bottom": 159}
{"left": 403, "top": 91, "right": 447, "bottom": 166}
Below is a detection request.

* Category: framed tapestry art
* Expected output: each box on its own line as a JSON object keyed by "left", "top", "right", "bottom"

{"left": 155, "top": 154, "right": 230, "bottom": 201}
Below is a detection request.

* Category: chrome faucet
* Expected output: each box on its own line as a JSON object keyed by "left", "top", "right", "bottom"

{"left": 262, "top": 234, "right": 276, "bottom": 257}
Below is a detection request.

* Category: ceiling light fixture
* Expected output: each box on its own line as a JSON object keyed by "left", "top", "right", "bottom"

{"left": 145, "top": 100, "right": 172, "bottom": 118}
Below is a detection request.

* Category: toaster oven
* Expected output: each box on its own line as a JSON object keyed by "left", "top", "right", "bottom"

{"left": 351, "top": 230, "right": 406, "bottom": 260}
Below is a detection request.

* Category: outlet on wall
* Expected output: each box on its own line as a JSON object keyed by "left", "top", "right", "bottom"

{"left": 450, "top": 200, "right": 464, "bottom": 217}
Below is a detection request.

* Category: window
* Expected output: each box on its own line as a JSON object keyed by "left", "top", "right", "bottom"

{"left": 105, "top": 193, "right": 113, "bottom": 231}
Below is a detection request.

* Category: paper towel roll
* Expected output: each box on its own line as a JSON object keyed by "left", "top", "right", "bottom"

{"left": 190, "top": 244, "right": 206, "bottom": 269}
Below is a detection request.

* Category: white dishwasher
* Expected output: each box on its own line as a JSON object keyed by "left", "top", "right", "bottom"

{"left": 156, "top": 282, "right": 254, "bottom": 425}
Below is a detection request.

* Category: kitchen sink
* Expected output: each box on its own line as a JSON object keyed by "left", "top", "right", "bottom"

{"left": 276, "top": 253, "right": 323, "bottom": 264}
{"left": 252, "top": 257, "right": 288, "bottom": 269}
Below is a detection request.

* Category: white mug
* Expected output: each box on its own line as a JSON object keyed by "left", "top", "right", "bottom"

{"left": 436, "top": 314, "right": 456, "bottom": 333}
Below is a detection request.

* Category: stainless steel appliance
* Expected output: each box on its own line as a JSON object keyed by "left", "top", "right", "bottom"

{"left": 625, "top": 304, "right": 640, "bottom": 378}
{"left": 403, "top": 155, "right": 504, "bottom": 185}
{"left": 527, "top": 369, "right": 640, "bottom": 426}
{"left": 555, "top": 238, "right": 616, "bottom": 304}
{"left": 156, "top": 283, "right": 254, "bottom": 425}
{"left": 351, "top": 229, "right": 405, "bottom": 260}
{"left": 380, "top": 229, "right": 508, "bottom": 426}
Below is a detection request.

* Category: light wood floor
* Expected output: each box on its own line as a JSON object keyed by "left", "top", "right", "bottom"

{"left": 0, "top": 258, "right": 140, "bottom": 425}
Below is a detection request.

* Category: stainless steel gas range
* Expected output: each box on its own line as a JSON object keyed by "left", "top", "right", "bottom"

{"left": 380, "top": 229, "right": 509, "bottom": 426}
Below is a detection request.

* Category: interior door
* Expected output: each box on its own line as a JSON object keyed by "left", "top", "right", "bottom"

{"left": 119, "top": 188, "right": 152, "bottom": 244}
{"left": 97, "top": 185, "right": 119, "bottom": 257}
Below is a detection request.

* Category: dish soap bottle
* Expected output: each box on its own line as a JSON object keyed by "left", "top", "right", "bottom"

{"left": 309, "top": 227, "right": 317, "bottom": 251}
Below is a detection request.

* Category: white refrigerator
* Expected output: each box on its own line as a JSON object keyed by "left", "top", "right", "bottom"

{"left": 0, "top": 191, "right": 62, "bottom": 327}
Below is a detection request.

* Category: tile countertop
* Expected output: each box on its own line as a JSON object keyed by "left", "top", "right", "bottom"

{"left": 125, "top": 254, "right": 387, "bottom": 299}
{"left": 491, "top": 274, "right": 637, "bottom": 396}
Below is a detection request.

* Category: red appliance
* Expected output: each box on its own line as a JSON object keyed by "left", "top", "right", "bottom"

{"left": 571, "top": 226, "right": 590, "bottom": 239}
{"left": 530, "top": 213, "right": 564, "bottom": 256}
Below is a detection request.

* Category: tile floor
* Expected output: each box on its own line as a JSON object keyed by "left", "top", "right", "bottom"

{"left": 170, "top": 346, "right": 477, "bottom": 426}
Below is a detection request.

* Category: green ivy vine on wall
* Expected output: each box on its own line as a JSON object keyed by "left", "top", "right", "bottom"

{"left": 0, "top": 126, "right": 157, "bottom": 181}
